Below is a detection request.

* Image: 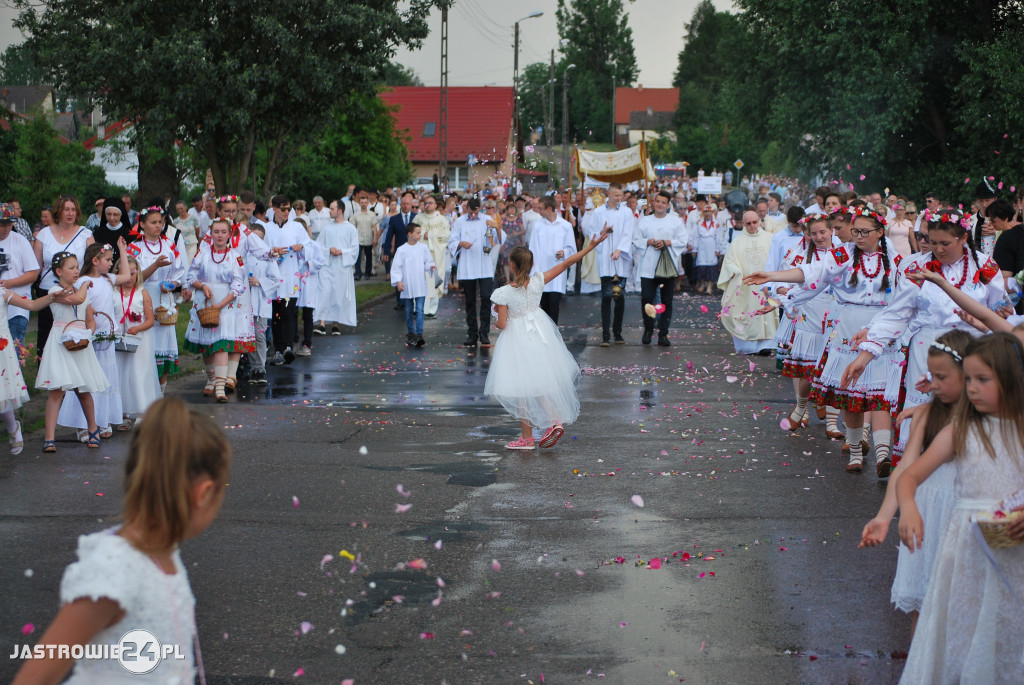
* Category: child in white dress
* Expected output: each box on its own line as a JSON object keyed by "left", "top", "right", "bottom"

{"left": 0, "top": 286, "right": 66, "bottom": 454}
{"left": 126, "top": 206, "right": 186, "bottom": 391}
{"left": 859, "top": 330, "right": 970, "bottom": 635}
{"left": 485, "top": 229, "right": 609, "bottom": 450}
{"left": 36, "top": 252, "right": 110, "bottom": 451}
{"left": 115, "top": 256, "right": 161, "bottom": 427}
{"left": 12, "top": 397, "right": 231, "bottom": 685}
{"left": 58, "top": 240, "right": 133, "bottom": 440}
{"left": 183, "top": 220, "right": 248, "bottom": 402}
{"left": 896, "top": 333, "right": 1024, "bottom": 683}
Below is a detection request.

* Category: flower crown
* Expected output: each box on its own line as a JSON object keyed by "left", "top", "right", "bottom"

{"left": 798, "top": 213, "right": 829, "bottom": 225}
{"left": 846, "top": 205, "right": 887, "bottom": 226}
{"left": 139, "top": 205, "right": 165, "bottom": 218}
{"left": 922, "top": 208, "right": 971, "bottom": 231}
{"left": 217, "top": 195, "right": 239, "bottom": 204}
{"left": 929, "top": 341, "right": 962, "bottom": 363}
{"left": 98, "top": 243, "right": 113, "bottom": 253}
{"left": 51, "top": 251, "right": 76, "bottom": 268}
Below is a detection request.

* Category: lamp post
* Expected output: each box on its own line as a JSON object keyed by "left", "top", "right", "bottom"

{"left": 561, "top": 63, "right": 575, "bottom": 189}
{"left": 513, "top": 11, "right": 543, "bottom": 185}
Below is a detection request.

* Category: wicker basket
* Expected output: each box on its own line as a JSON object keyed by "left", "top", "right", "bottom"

{"left": 155, "top": 292, "right": 178, "bottom": 326}
{"left": 61, "top": 320, "right": 90, "bottom": 351}
{"left": 91, "top": 312, "right": 116, "bottom": 351}
{"left": 976, "top": 511, "right": 1024, "bottom": 549}
{"left": 197, "top": 305, "right": 220, "bottom": 328}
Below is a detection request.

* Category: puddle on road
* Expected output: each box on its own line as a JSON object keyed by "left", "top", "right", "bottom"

{"left": 341, "top": 569, "right": 442, "bottom": 626}
{"left": 363, "top": 460, "right": 498, "bottom": 487}
{"left": 399, "top": 521, "right": 490, "bottom": 543}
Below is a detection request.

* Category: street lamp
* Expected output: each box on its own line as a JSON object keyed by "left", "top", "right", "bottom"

{"left": 513, "top": 11, "right": 544, "bottom": 184}
{"left": 561, "top": 63, "right": 576, "bottom": 188}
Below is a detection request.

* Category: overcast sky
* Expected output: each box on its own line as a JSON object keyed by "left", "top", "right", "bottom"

{"left": 1, "top": 1, "right": 734, "bottom": 88}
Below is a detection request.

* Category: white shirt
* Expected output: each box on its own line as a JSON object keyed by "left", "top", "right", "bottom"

{"left": 265, "top": 220, "right": 311, "bottom": 299}
{"left": 308, "top": 207, "right": 331, "bottom": 237}
{"left": 633, "top": 213, "right": 688, "bottom": 279}
{"left": 0, "top": 231, "right": 39, "bottom": 318}
{"left": 587, "top": 203, "right": 635, "bottom": 278}
{"left": 522, "top": 208, "right": 541, "bottom": 243}
{"left": 447, "top": 214, "right": 494, "bottom": 280}
{"left": 390, "top": 242, "right": 436, "bottom": 299}
{"left": 528, "top": 216, "right": 576, "bottom": 293}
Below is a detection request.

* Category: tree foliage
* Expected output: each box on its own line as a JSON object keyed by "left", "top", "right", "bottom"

{"left": 14, "top": 0, "right": 430, "bottom": 198}
{"left": 555, "top": 0, "right": 638, "bottom": 144}
{"left": 2, "top": 114, "right": 115, "bottom": 223}
{"left": 0, "top": 43, "right": 50, "bottom": 87}
{"left": 275, "top": 93, "right": 413, "bottom": 202}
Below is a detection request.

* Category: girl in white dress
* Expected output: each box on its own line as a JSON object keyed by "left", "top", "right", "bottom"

{"left": 115, "top": 256, "right": 161, "bottom": 426}
{"left": 58, "top": 240, "right": 133, "bottom": 440}
{"left": 486, "top": 229, "right": 609, "bottom": 451}
{"left": 12, "top": 397, "right": 231, "bottom": 685}
{"left": 126, "top": 206, "right": 186, "bottom": 391}
{"left": 0, "top": 286, "right": 65, "bottom": 454}
{"left": 745, "top": 207, "right": 903, "bottom": 474}
{"left": 896, "top": 333, "right": 1024, "bottom": 684}
{"left": 36, "top": 253, "right": 109, "bottom": 451}
{"left": 859, "top": 330, "right": 970, "bottom": 633}
{"left": 183, "top": 220, "right": 249, "bottom": 402}
{"left": 770, "top": 215, "right": 840, "bottom": 432}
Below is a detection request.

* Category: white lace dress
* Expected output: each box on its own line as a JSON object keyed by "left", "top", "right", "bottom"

{"left": 484, "top": 274, "right": 581, "bottom": 428}
{"left": 58, "top": 275, "right": 122, "bottom": 430}
{"left": 60, "top": 528, "right": 196, "bottom": 684}
{"left": 36, "top": 289, "right": 110, "bottom": 394}
{"left": 900, "top": 418, "right": 1024, "bottom": 684}
{"left": 113, "top": 285, "right": 162, "bottom": 417}
{"left": 0, "top": 289, "right": 29, "bottom": 413}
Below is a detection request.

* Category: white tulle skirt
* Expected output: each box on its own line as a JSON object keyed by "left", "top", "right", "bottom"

{"left": 890, "top": 461, "right": 956, "bottom": 613}
{"left": 484, "top": 310, "right": 581, "bottom": 429}
{"left": 57, "top": 342, "right": 122, "bottom": 429}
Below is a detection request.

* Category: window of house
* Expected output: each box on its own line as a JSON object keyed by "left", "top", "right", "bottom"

{"left": 423, "top": 121, "right": 436, "bottom": 137}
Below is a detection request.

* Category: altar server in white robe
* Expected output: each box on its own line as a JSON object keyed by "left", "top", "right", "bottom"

{"left": 588, "top": 182, "right": 636, "bottom": 345}
{"left": 315, "top": 216, "right": 359, "bottom": 331}
{"left": 528, "top": 195, "right": 577, "bottom": 324}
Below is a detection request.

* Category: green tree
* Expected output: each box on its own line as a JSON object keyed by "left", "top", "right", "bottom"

{"left": 276, "top": 93, "right": 413, "bottom": 202}
{"left": 0, "top": 43, "right": 49, "bottom": 86}
{"left": 378, "top": 62, "right": 424, "bottom": 87}
{"left": 555, "top": 0, "right": 638, "bottom": 143}
{"left": 10, "top": 113, "right": 113, "bottom": 222}
{"left": 14, "top": 0, "right": 430, "bottom": 199}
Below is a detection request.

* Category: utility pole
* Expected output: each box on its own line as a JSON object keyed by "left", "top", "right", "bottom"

{"left": 548, "top": 49, "right": 556, "bottom": 172}
{"left": 562, "top": 68, "right": 573, "bottom": 188}
{"left": 439, "top": 3, "right": 449, "bottom": 190}
{"left": 611, "top": 75, "right": 616, "bottom": 146}
{"left": 513, "top": 20, "right": 520, "bottom": 166}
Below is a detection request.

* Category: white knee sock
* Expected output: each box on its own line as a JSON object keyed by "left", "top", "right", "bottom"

{"left": 825, "top": 406, "right": 840, "bottom": 432}
{"left": 797, "top": 396, "right": 809, "bottom": 411}
{"left": 846, "top": 427, "right": 863, "bottom": 459}
{"left": 873, "top": 429, "right": 892, "bottom": 462}
{"left": 227, "top": 359, "right": 239, "bottom": 379}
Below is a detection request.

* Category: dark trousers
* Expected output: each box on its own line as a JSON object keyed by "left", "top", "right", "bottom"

{"left": 641, "top": 277, "right": 677, "bottom": 336}
{"left": 540, "top": 291, "right": 562, "bottom": 324}
{"left": 299, "top": 306, "right": 314, "bottom": 347}
{"left": 357, "top": 245, "right": 374, "bottom": 277}
{"left": 681, "top": 253, "right": 697, "bottom": 286}
{"left": 272, "top": 297, "right": 298, "bottom": 353}
{"left": 600, "top": 276, "right": 625, "bottom": 338}
{"left": 461, "top": 277, "right": 493, "bottom": 340}
{"left": 37, "top": 306, "right": 54, "bottom": 360}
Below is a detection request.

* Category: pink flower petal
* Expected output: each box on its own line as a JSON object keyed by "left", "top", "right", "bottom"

{"left": 408, "top": 558, "right": 427, "bottom": 569}
{"left": 395, "top": 503, "right": 412, "bottom": 513}
{"left": 292, "top": 495, "right": 300, "bottom": 509}
{"left": 649, "top": 558, "right": 662, "bottom": 569}
{"left": 21, "top": 623, "right": 34, "bottom": 635}
{"left": 631, "top": 494, "right": 645, "bottom": 508}
{"left": 492, "top": 559, "right": 502, "bottom": 571}
{"left": 699, "top": 305, "right": 709, "bottom": 313}
{"left": 726, "top": 375, "right": 738, "bottom": 383}
{"left": 300, "top": 621, "right": 313, "bottom": 634}
{"left": 396, "top": 484, "right": 411, "bottom": 497}
{"left": 420, "top": 631, "right": 435, "bottom": 639}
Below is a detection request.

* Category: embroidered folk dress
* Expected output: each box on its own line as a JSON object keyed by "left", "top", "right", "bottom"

{"left": 183, "top": 248, "right": 250, "bottom": 355}
{"left": 127, "top": 235, "right": 186, "bottom": 376}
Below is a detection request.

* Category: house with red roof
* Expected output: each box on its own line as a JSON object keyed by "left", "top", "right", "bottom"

{"left": 613, "top": 85, "right": 679, "bottom": 149}
{"left": 379, "top": 86, "right": 514, "bottom": 191}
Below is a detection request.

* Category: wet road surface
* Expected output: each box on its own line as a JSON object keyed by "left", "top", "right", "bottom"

{"left": 1, "top": 290, "right": 909, "bottom": 683}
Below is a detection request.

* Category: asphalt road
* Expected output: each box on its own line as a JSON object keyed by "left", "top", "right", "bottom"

{"left": 1, "top": 287, "right": 910, "bottom": 684}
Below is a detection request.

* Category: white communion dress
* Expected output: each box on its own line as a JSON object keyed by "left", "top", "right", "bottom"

{"left": 35, "top": 288, "right": 109, "bottom": 394}
{"left": 484, "top": 274, "right": 581, "bottom": 428}
{"left": 0, "top": 289, "right": 29, "bottom": 413}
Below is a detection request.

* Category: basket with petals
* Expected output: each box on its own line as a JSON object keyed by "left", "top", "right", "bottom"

{"left": 60, "top": 320, "right": 91, "bottom": 351}
{"left": 154, "top": 292, "right": 178, "bottom": 326}
{"left": 975, "top": 510, "right": 1024, "bottom": 549}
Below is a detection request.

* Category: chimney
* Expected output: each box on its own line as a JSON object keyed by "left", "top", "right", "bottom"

{"left": 638, "top": 84, "right": 643, "bottom": 91}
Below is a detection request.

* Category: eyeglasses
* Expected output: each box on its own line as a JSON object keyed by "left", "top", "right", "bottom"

{"left": 851, "top": 228, "right": 880, "bottom": 237}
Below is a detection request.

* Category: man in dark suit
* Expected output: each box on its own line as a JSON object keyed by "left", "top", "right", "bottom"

{"left": 383, "top": 190, "right": 417, "bottom": 309}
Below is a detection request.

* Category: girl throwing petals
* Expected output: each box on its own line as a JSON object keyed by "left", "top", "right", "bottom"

{"left": 485, "top": 228, "right": 610, "bottom": 450}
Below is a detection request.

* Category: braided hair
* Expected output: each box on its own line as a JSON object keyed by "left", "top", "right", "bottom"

{"left": 848, "top": 213, "right": 887, "bottom": 289}
{"left": 925, "top": 210, "right": 989, "bottom": 284}
{"left": 802, "top": 215, "right": 830, "bottom": 263}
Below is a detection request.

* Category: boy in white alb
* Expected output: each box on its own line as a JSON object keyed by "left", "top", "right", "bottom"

{"left": 390, "top": 224, "right": 437, "bottom": 347}
{"left": 244, "top": 224, "right": 282, "bottom": 384}
{"left": 527, "top": 196, "right": 576, "bottom": 324}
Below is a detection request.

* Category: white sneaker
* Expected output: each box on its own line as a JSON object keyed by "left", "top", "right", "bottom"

{"left": 295, "top": 345, "right": 312, "bottom": 357}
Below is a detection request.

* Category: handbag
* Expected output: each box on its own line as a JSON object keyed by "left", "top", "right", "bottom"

{"left": 654, "top": 247, "right": 678, "bottom": 279}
